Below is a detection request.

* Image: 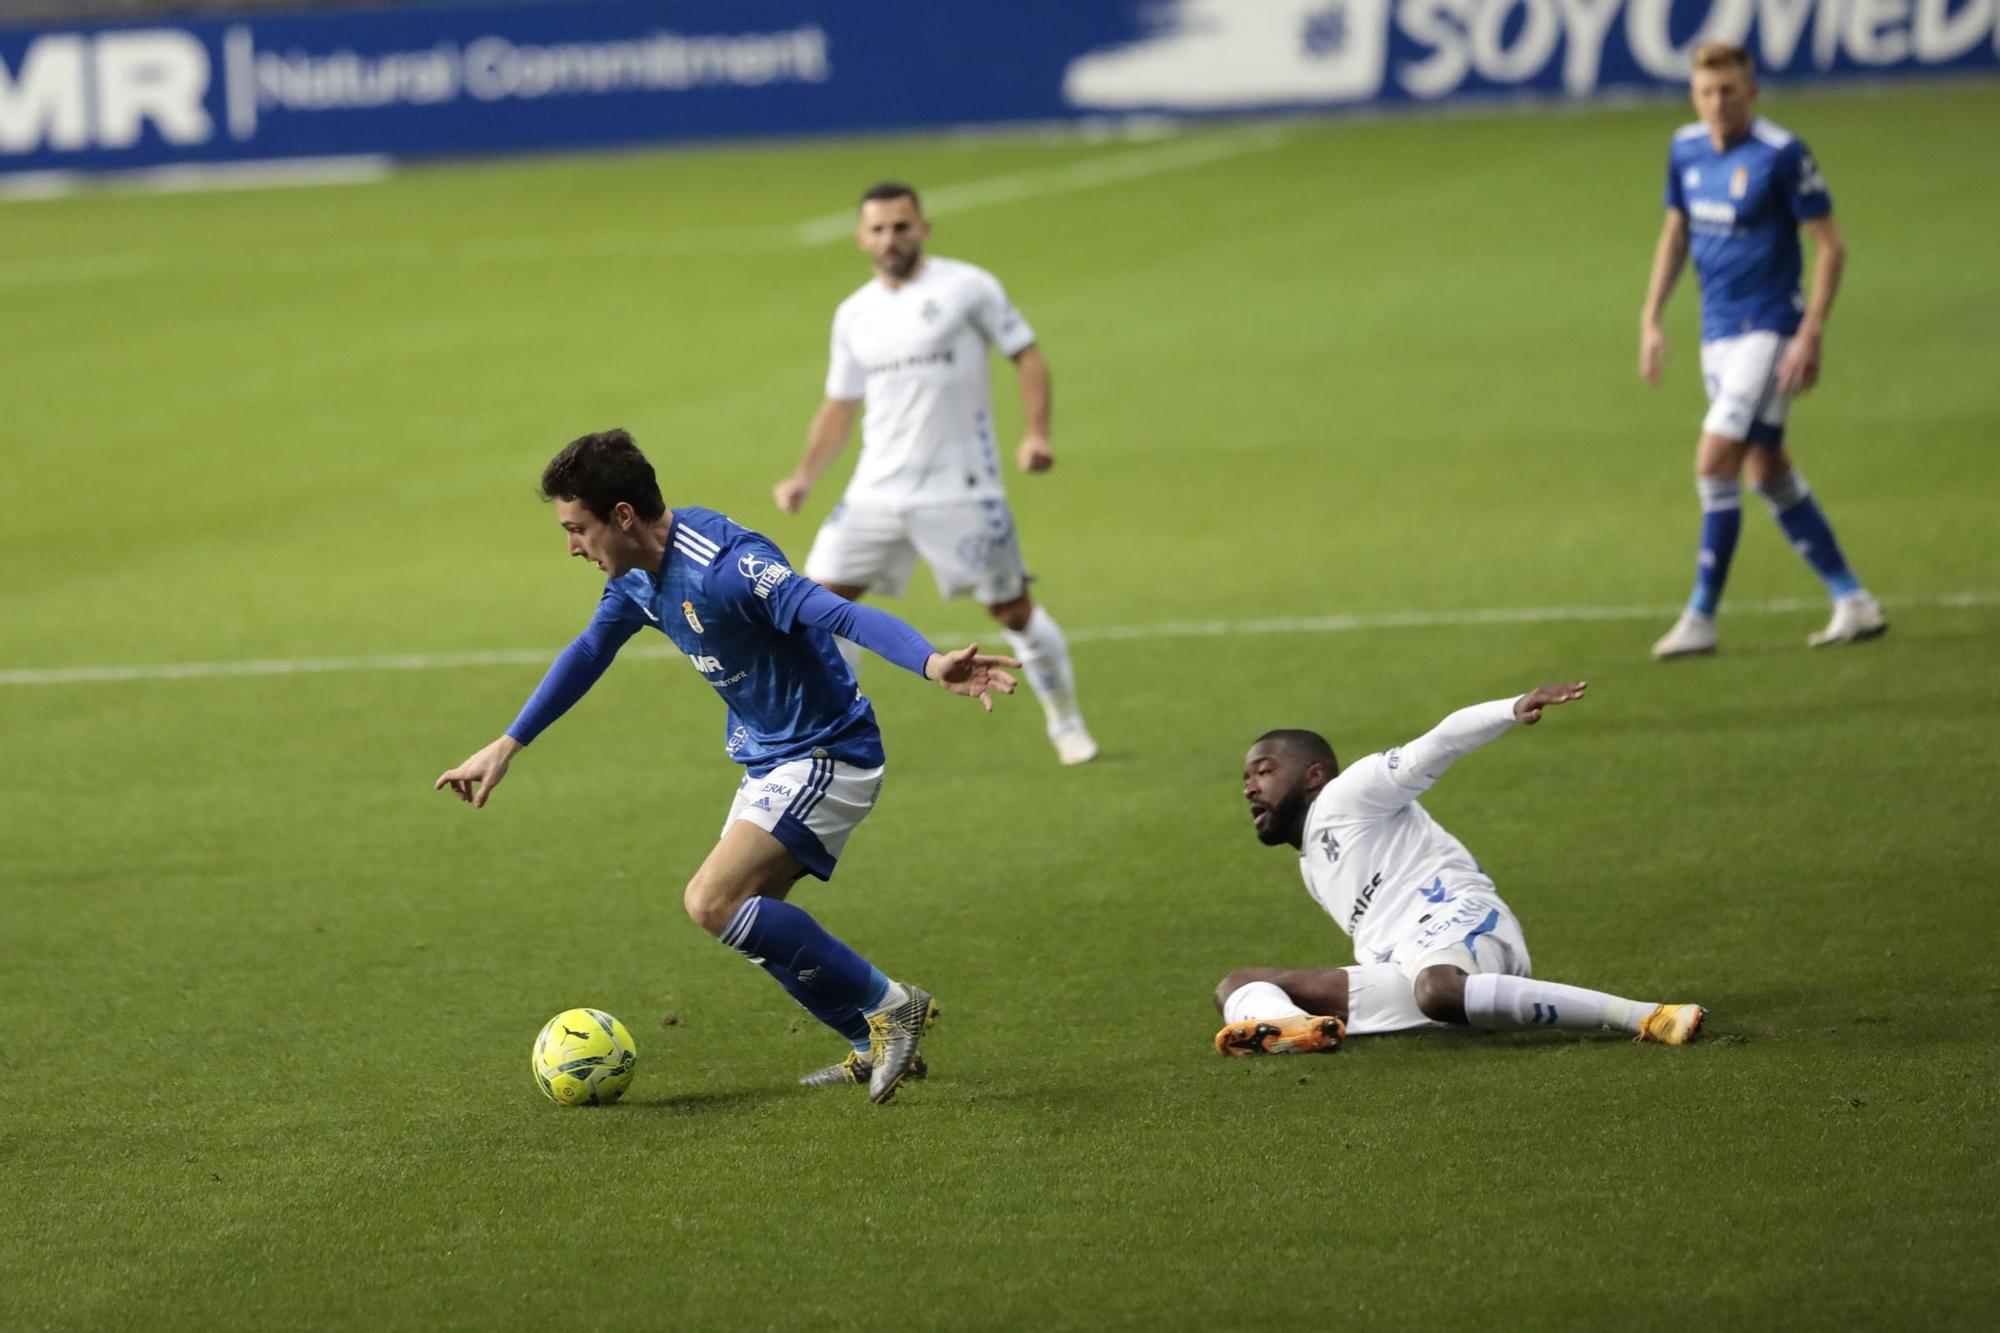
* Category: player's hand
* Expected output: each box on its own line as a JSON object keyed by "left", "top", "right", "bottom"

{"left": 1016, "top": 435, "right": 1054, "bottom": 473}
{"left": 773, "top": 475, "right": 812, "bottom": 514}
{"left": 1639, "top": 325, "right": 1668, "bottom": 386}
{"left": 1776, "top": 330, "right": 1822, "bottom": 395}
{"left": 923, "top": 644, "right": 1021, "bottom": 712}
{"left": 1514, "top": 681, "right": 1587, "bottom": 725}
{"left": 435, "top": 736, "right": 522, "bottom": 808}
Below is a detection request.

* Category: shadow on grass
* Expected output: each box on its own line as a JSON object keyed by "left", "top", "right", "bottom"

{"left": 624, "top": 1086, "right": 794, "bottom": 1116}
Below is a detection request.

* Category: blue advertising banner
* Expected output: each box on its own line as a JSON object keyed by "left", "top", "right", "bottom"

{"left": 3, "top": 0, "right": 1996, "bottom": 174}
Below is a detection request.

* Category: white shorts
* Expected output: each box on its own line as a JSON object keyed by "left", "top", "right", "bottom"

{"left": 804, "top": 496, "right": 1029, "bottom": 604}
{"left": 1340, "top": 897, "right": 1532, "bottom": 1036}
{"left": 721, "top": 751, "right": 884, "bottom": 882}
{"left": 1700, "top": 331, "right": 1792, "bottom": 446}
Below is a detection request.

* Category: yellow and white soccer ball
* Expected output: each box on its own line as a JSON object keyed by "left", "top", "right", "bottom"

{"left": 531, "top": 1008, "right": 638, "bottom": 1106}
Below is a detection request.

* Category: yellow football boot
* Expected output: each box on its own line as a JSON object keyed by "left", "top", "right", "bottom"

{"left": 1636, "top": 1003, "right": 1706, "bottom": 1046}
{"left": 1214, "top": 1014, "right": 1345, "bottom": 1057}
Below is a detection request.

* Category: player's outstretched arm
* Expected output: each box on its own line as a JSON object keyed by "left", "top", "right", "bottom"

{"left": 436, "top": 735, "right": 523, "bottom": 808}
{"left": 1398, "top": 682, "right": 1587, "bottom": 789}
{"left": 434, "top": 612, "right": 637, "bottom": 809}
{"left": 788, "top": 580, "right": 1020, "bottom": 708}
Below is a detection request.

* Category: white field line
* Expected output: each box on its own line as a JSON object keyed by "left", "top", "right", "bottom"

{"left": 3, "top": 592, "right": 1994, "bottom": 689}
{"left": 793, "top": 125, "right": 1290, "bottom": 245}
{"left": 0, "top": 155, "right": 392, "bottom": 204}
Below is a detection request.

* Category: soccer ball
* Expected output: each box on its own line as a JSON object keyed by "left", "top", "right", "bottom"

{"left": 531, "top": 1008, "right": 638, "bottom": 1106}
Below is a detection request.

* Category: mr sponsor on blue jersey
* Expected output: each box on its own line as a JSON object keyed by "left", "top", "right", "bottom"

{"left": 1664, "top": 117, "right": 1832, "bottom": 342}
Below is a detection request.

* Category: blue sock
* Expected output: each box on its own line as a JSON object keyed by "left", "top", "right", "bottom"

{"left": 757, "top": 960, "right": 874, "bottom": 1053}
{"left": 721, "top": 897, "right": 893, "bottom": 1022}
{"left": 1760, "top": 473, "right": 1861, "bottom": 598}
{"left": 1689, "top": 477, "right": 1742, "bottom": 617}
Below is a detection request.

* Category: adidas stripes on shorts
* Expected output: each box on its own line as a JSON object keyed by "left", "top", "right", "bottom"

{"left": 722, "top": 750, "right": 884, "bottom": 881}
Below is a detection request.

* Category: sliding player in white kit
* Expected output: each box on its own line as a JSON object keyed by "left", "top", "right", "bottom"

{"left": 1214, "top": 682, "right": 1706, "bottom": 1056}
{"left": 774, "top": 182, "right": 1096, "bottom": 765}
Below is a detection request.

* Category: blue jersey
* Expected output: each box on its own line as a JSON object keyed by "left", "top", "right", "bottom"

{"left": 1664, "top": 118, "right": 1832, "bottom": 342}
{"left": 510, "top": 508, "right": 889, "bottom": 776}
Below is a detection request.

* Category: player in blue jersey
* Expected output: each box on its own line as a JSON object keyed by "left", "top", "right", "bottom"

{"left": 435, "top": 429, "right": 1019, "bottom": 1104}
{"left": 1639, "top": 42, "right": 1884, "bottom": 658}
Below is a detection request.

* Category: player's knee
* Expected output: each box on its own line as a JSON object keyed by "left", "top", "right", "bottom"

{"left": 682, "top": 874, "right": 746, "bottom": 937}
{"left": 1413, "top": 966, "right": 1468, "bottom": 1024}
{"left": 1215, "top": 969, "right": 1259, "bottom": 1012}
{"left": 1695, "top": 434, "right": 1745, "bottom": 477}
{"left": 985, "top": 593, "right": 1034, "bottom": 632}
{"left": 1755, "top": 470, "right": 1805, "bottom": 510}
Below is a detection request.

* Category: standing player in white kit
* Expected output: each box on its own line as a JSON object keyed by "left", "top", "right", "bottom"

{"left": 774, "top": 182, "right": 1096, "bottom": 765}
{"left": 1214, "top": 682, "right": 1706, "bottom": 1055}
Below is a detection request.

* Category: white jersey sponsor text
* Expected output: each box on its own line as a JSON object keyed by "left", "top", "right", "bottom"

{"left": 826, "top": 256, "right": 1036, "bottom": 505}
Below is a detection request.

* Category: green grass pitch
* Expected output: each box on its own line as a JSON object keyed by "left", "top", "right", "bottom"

{"left": 3, "top": 82, "right": 1998, "bottom": 1330}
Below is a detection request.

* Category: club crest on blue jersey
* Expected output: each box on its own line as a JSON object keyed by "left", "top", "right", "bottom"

{"left": 1730, "top": 166, "right": 1748, "bottom": 199}
{"left": 682, "top": 600, "right": 704, "bottom": 634}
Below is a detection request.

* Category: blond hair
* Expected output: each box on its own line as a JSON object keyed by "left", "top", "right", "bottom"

{"left": 1692, "top": 43, "right": 1754, "bottom": 77}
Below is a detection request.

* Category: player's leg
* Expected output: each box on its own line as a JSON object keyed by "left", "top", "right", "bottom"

{"left": 1212, "top": 967, "right": 1347, "bottom": 1056}
{"left": 1656, "top": 337, "right": 1758, "bottom": 658}
{"left": 1742, "top": 441, "right": 1885, "bottom": 647}
{"left": 986, "top": 590, "right": 1095, "bottom": 764}
{"left": 802, "top": 501, "right": 918, "bottom": 680}
{"left": 911, "top": 500, "right": 1094, "bottom": 764}
{"left": 1405, "top": 904, "right": 1703, "bottom": 1044}
{"left": 697, "top": 759, "right": 934, "bottom": 1102}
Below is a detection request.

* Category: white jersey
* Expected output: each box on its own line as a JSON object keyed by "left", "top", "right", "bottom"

{"left": 825, "top": 256, "right": 1036, "bottom": 506}
{"left": 1295, "top": 698, "right": 1522, "bottom": 963}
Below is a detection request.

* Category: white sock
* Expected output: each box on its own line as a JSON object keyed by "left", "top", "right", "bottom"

{"left": 833, "top": 635, "right": 863, "bottom": 681}
{"left": 863, "top": 979, "right": 909, "bottom": 1017}
{"left": 1222, "top": 981, "right": 1309, "bottom": 1026}
{"left": 1462, "top": 974, "right": 1652, "bottom": 1035}
{"left": 1000, "top": 606, "right": 1083, "bottom": 733}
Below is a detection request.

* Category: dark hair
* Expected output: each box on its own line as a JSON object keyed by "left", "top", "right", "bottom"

{"left": 1255, "top": 728, "right": 1339, "bottom": 773}
{"left": 859, "top": 181, "right": 921, "bottom": 213}
{"left": 539, "top": 429, "right": 665, "bottom": 522}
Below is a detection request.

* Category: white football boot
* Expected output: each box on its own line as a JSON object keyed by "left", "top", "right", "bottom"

{"left": 1050, "top": 722, "right": 1099, "bottom": 766}
{"left": 1651, "top": 609, "right": 1718, "bottom": 660}
{"left": 1808, "top": 594, "right": 1887, "bottom": 648}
